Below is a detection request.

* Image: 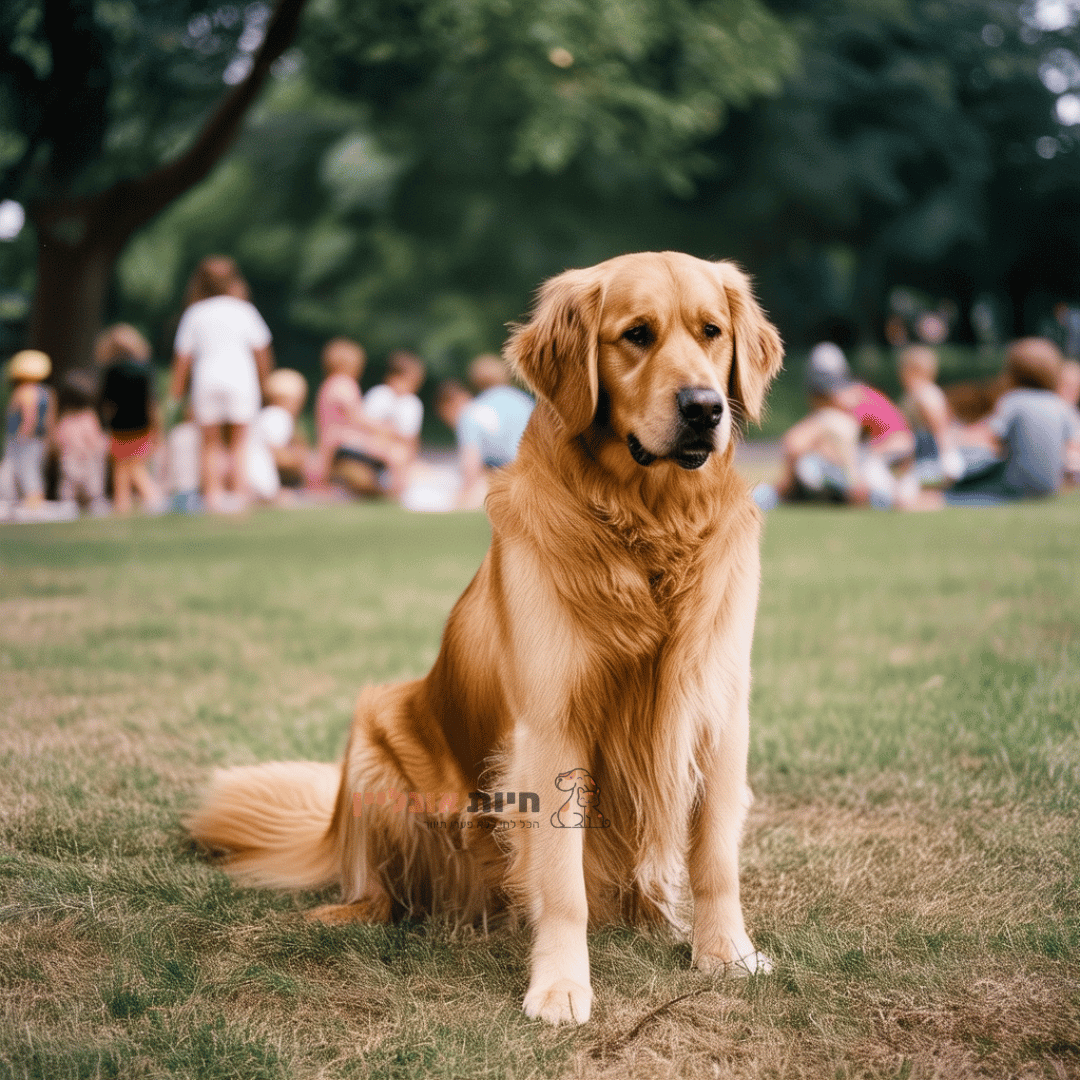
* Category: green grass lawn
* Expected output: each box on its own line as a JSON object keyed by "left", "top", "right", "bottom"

{"left": 1, "top": 496, "right": 1078, "bottom": 1079}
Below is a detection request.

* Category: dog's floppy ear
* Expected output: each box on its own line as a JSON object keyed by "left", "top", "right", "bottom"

{"left": 714, "top": 261, "right": 784, "bottom": 425}
{"left": 504, "top": 267, "right": 604, "bottom": 437}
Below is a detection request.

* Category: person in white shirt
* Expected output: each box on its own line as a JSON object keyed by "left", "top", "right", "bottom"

{"left": 362, "top": 350, "right": 426, "bottom": 478}
{"left": 169, "top": 256, "right": 274, "bottom": 513}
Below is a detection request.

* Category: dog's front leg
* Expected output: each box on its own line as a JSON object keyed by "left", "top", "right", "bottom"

{"left": 513, "top": 746, "right": 593, "bottom": 1023}
{"left": 687, "top": 697, "right": 771, "bottom": 978}
{"left": 521, "top": 813, "right": 592, "bottom": 1024}
{"left": 687, "top": 542, "right": 772, "bottom": 978}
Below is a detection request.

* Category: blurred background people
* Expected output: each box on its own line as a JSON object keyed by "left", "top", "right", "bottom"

{"left": 435, "top": 355, "right": 534, "bottom": 510}
{"left": 314, "top": 337, "right": 404, "bottom": 497}
{"left": 265, "top": 367, "right": 309, "bottom": 491}
{"left": 1, "top": 349, "right": 55, "bottom": 516}
{"left": 466, "top": 353, "right": 514, "bottom": 395}
{"left": 1058, "top": 358, "right": 1080, "bottom": 409}
{"left": 1058, "top": 359, "right": 1080, "bottom": 485}
{"left": 165, "top": 401, "right": 202, "bottom": 514}
{"left": 362, "top": 350, "right": 425, "bottom": 474}
{"left": 762, "top": 341, "right": 913, "bottom": 509}
{"left": 170, "top": 256, "right": 273, "bottom": 513}
{"left": 247, "top": 368, "right": 308, "bottom": 504}
{"left": 54, "top": 369, "right": 108, "bottom": 515}
{"left": 98, "top": 324, "right": 162, "bottom": 514}
{"left": 1055, "top": 303, "right": 1080, "bottom": 360}
{"left": 897, "top": 345, "right": 966, "bottom": 486}
{"left": 940, "top": 338, "right": 1080, "bottom": 506}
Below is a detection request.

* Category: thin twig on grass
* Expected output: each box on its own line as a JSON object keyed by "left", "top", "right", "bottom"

{"left": 591, "top": 987, "right": 714, "bottom": 1058}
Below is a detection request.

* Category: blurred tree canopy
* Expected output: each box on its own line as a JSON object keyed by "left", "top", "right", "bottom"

{"left": 1, "top": 0, "right": 1078, "bottom": 384}
{"left": 694, "top": 0, "right": 1080, "bottom": 348}
{"left": 0, "top": 0, "right": 795, "bottom": 377}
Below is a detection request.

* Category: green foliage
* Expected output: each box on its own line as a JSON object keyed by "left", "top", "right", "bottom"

{"left": 288, "top": 0, "right": 796, "bottom": 360}
{"left": 690, "top": 0, "right": 1080, "bottom": 343}
{"left": 94, "top": 0, "right": 797, "bottom": 371}
{"left": 0, "top": 0, "right": 269, "bottom": 200}
{"left": 319, "top": 0, "right": 794, "bottom": 185}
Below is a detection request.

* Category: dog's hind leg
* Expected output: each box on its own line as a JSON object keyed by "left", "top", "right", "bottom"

{"left": 306, "top": 894, "right": 392, "bottom": 925}
{"left": 322, "top": 680, "right": 477, "bottom": 923}
{"left": 314, "top": 688, "right": 411, "bottom": 923}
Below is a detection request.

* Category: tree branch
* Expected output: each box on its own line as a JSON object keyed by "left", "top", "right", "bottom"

{"left": 101, "top": 0, "right": 310, "bottom": 237}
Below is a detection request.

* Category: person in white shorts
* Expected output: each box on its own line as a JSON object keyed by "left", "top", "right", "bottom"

{"left": 169, "top": 256, "right": 273, "bottom": 512}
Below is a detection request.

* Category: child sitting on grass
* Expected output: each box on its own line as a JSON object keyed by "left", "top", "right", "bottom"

{"left": 938, "top": 338, "right": 1080, "bottom": 506}
{"left": 759, "top": 341, "right": 914, "bottom": 509}
{"left": 362, "top": 350, "right": 425, "bottom": 474}
{"left": 435, "top": 357, "right": 535, "bottom": 511}
{"left": 246, "top": 368, "right": 308, "bottom": 504}
{"left": 265, "top": 367, "right": 310, "bottom": 490}
{"left": 313, "top": 338, "right": 407, "bottom": 497}
{"left": 897, "top": 345, "right": 966, "bottom": 485}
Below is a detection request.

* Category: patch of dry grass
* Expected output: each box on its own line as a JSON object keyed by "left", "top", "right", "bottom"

{"left": 1, "top": 498, "right": 1078, "bottom": 1079}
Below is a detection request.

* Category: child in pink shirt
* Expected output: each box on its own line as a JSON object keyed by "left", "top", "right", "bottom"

{"left": 842, "top": 383, "right": 913, "bottom": 456}
{"left": 312, "top": 338, "right": 407, "bottom": 495}
{"left": 764, "top": 342, "right": 914, "bottom": 509}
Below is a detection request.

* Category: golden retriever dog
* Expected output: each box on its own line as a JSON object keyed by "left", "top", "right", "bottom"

{"left": 186, "top": 250, "right": 783, "bottom": 1025}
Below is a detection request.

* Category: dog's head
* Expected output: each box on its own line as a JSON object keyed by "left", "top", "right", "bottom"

{"left": 506, "top": 252, "right": 783, "bottom": 470}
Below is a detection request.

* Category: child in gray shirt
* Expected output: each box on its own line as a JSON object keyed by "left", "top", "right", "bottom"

{"left": 947, "top": 338, "right": 1080, "bottom": 505}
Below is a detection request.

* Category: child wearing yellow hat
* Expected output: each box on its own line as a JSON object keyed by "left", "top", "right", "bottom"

{"left": 1, "top": 350, "right": 56, "bottom": 512}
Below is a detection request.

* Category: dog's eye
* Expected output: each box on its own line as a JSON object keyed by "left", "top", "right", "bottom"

{"left": 703, "top": 323, "right": 722, "bottom": 339}
{"left": 623, "top": 325, "right": 653, "bottom": 348}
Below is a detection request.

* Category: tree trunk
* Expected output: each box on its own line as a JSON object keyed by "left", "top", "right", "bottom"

{"left": 25, "top": 0, "right": 309, "bottom": 381}
{"left": 29, "top": 208, "right": 126, "bottom": 375}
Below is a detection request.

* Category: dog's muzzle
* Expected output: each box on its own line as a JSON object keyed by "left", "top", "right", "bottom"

{"left": 627, "top": 388, "right": 725, "bottom": 470}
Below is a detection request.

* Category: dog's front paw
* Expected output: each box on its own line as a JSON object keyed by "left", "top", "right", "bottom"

{"left": 523, "top": 978, "right": 593, "bottom": 1025}
{"left": 694, "top": 948, "right": 772, "bottom": 977}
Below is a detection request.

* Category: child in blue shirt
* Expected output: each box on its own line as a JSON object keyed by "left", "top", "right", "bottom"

{"left": 1, "top": 350, "right": 55, "bottom": 514}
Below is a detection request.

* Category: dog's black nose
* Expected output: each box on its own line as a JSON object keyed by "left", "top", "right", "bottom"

{"left": 677, "top": 388, "right": 724, "bottom": 431}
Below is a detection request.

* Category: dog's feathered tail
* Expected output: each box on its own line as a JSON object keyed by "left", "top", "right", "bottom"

{"left": 185, "top": 761, "right": 341, "bottom": 890}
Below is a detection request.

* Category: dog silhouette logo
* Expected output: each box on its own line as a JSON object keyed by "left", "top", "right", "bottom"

{"left": 550, "top": 768, "right": 610, "bottom": 828}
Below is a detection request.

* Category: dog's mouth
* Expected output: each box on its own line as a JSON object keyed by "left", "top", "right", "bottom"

{"left": 627, "top": 433, "right": 713, "bottom": 470}
{"left": 671, "top": 446, "right": 712, "bottom": 470}
{"left": 626, "top": 433, "right": 658, "bottom": 467}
